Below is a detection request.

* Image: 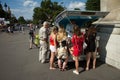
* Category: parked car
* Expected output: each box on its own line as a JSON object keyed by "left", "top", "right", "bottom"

{"left": 54, "top": 10, "right": 109, "bottom": 61}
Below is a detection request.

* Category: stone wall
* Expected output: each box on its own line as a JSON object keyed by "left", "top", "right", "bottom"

{"left": 97, "top": 24, "right": 120, "bottom": 69}
{"left": 93, "top": 0, "right": 120, "bottom": 69}
{"left": 102, "top": 8, "right": 120, "bottom": 21}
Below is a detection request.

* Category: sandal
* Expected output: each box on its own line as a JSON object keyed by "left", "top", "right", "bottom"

{"left": 85, "top": 67, "right": 89, "bottom": 71}
{"left": 93, "top": 66, "right": 96, "bottom": 69}
{"left": 49, "top": 67, "right": 56, "bottom": 70}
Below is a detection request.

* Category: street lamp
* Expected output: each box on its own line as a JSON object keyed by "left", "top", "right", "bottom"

{"left": 4, "top": 3, "right": 7, "bottom": 12}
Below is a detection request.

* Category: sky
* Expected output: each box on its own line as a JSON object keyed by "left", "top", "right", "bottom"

{"left": 1, "top": 0, "right": 87, "bottom": 20}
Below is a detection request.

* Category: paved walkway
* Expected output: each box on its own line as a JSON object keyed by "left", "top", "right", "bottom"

{"left": 0, "top": 30, "right": 120, "bottom": 80}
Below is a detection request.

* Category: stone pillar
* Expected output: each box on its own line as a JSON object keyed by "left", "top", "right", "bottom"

{"left": 101, "top": 0, "right": 120, "bottom": 11}
{"left": 97, "top": 0, "right": 120, "bottom": 69}
{"left": 97, "top": 24, "right": 120, "bottom": 69}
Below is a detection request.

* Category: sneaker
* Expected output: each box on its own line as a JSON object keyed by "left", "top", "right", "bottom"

{"left": 41, "top": 60, "right": 48, "bottom": 63}
{"left": 41, "top": 60, "right": 45, "bottom": 64}
{"left": 73, "top": 70, "right": 79, "bottom": 75}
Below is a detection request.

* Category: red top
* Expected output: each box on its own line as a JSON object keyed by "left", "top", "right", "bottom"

{"left": 49, "top": 35, "right": 55, "bottom": 46}
{"left": 71, "top": 33, "right": 84, "bottom": 56}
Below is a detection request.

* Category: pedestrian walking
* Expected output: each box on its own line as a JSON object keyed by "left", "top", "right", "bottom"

{"left": 29, "top": 23, "right": 38, "bottom": 49}
{"left": 21, "top": 26, "right": 25, "bottom": 34}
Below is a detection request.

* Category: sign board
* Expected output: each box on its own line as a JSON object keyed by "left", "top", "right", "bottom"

{"left": 4, "top": 21, "right": 10, "bottom": 24}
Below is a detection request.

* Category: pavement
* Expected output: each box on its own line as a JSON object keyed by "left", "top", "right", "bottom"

{"left": 0, "top": 30, "right": 120, "bottom": 80}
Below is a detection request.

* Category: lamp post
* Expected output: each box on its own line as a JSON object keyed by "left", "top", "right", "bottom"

{"left": 4, "top": 3, "right": 7, "bottom": 20}
{"left": 4, "top": 3, "right": 7, "bottom": 12}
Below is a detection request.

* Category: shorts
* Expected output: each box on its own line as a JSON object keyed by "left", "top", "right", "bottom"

{"left": 50, "top": 45, "right": 56, "bottom": 52}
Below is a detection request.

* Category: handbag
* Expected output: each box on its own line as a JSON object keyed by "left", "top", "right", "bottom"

{"left": 83, "top": 42, "right": 87, "bottom": 49}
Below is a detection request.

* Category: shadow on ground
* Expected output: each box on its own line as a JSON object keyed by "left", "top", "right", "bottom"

{"left": 67, "top": 59, "right": 105, "bottom": 73}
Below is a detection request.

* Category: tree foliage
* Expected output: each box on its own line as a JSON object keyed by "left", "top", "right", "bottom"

{"left": 0, "top": 2, "right": 18, "bottom": 26}
{"left": 18, "top": 16, "right": 26, "bottom": 24}
{"left": 10, "top": 15, "right": 18, "bottom": 25}
{"left": 85, "top": 0, "right": 100, "bottom": 11}
{"left": 26, "top": 19, "right": 32, "bottom": 24}
{"left": 0, "top": 3, "right": 6, "bottom": 18}
{"left": 0, "top": 3, "right": 5, "bottom": 19}
{"left": 33, "top": 0, "right": 64, "bottom": 24}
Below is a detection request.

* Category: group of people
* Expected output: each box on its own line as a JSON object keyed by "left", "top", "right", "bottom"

{"left": 29, "top": 20, "right": 98, "bottom": 75}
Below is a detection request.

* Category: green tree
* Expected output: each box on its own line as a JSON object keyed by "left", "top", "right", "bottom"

{"left": 86, "top": 0, "right": 100, "bottom": 11}
{"left": 33, "top": 0, "right": 64, "bottom": 24}
{"left": 33, "top": 7, "right": 48, "bottom": 24}
{"left": 0, "top": 3, "right": 11, "bottom": 20}
{"left": 26, "top": 19, "right": 32, "bottom": 24}
{"left": 0, "top": 3, "right": 5, "bottom": 18}
{"left": 18, "top": 16, "right": 26, "bottom": 24}
{"left": 10, "top": 15, "right": 18, "bottom": 25}
{"left": 51, "top": 2, "right": 64, "bottom": 20}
